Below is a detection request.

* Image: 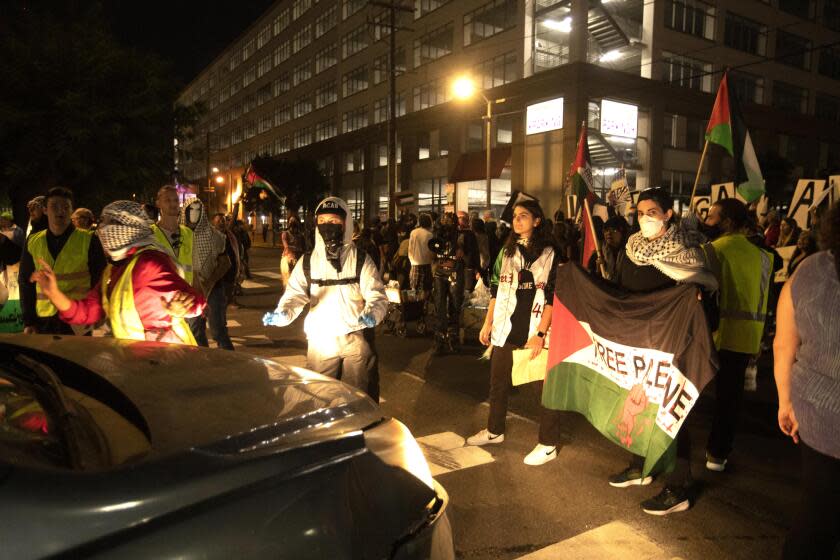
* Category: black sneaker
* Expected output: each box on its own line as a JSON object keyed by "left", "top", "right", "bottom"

{"left": 608, "top": 467, "right": 654, "bottom": 488}
{"left": 641, "top": 486, "right": 691, "bottom": 516}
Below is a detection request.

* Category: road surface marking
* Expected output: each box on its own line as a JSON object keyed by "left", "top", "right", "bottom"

{"left": 416, "top": 432, "right": 494, "bottom": 477}
{"left": 514, "top": 521, "right": 665, "bottom": 560}
{"left": 395, "top": 370, "right": 426, "bottom": 384}
{"left": 478, "top": 401, "right": 537, "bottom": 425}
{"left": 226, "top": 319, "right": 242, "bottom": 327}
{"left": 244, "top": 334, "right": 270, "bottom": 340}
{"left": 241, "top": 279, "right": 270, "bottom": 289}
{"left": 254, "top": 271, "right": 283, "bottom": 279}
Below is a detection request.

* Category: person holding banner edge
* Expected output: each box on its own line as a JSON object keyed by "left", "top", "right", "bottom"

{"left": 466, "top": 196, "right": 565, "bottom": 466}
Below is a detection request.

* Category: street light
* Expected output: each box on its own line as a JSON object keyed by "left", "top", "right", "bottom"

{"left": 452, "top": 75, "right": 505, "bottom": 211}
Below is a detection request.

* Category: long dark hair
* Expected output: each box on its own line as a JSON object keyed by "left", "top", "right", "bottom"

{"left": 503, "top": 200, "right": 555, "bottom": 257}
{"left": 823, "top": 203, "right": 840, "bottom": 281}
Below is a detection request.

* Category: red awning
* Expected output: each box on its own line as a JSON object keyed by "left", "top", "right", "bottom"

{"left": 449, "top": 146, "right": 511, "bottom": 183}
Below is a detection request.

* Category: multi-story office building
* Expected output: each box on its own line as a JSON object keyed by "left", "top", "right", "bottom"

{"left": 177, "top": 0, "right": 840, "bottom": 220}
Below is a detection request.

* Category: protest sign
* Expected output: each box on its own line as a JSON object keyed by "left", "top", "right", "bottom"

{"left": 788, "top": 179, "right": 828, "bottom": 230}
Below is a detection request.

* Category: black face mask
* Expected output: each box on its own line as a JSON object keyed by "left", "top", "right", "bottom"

{"left": 318, "top": 223, "right": 344, "bottom": 246}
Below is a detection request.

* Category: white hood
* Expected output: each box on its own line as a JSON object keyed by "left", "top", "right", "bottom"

{"left": 313, "top": 196, "right": 354, "bottom": 256}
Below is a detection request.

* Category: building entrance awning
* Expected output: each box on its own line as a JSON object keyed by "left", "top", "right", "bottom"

{"left": 450, "top": 146, "right": 511, "bottom": 183}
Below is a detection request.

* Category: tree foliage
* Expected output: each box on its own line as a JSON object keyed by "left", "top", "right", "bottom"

{"left": 244, "top": 156, "right": 330, "bottom": 218}
{"left": 0, "top": 2, "right": 200, "bottom": 222}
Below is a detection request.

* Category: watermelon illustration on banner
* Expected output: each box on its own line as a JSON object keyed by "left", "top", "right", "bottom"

{"left": 542, "top": 264, "right": 718, "bottom": 475}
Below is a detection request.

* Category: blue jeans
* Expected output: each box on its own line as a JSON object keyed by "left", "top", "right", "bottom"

{"left": 207, "top": 281, "right": 234, "bottom": 350}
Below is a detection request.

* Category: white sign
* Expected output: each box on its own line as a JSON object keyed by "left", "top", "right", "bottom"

{"left": 526, "top": 97, "right": 564, "bottom": 135}
{"left": 600, "top": 99, "right": 638, "bottom": 139}
{"left": 710, "top": 182, "right": 746, "bottom": 203}
{"left": 691, "top": 196, "right": 712, "bottom": 221}
{"left": 788, "top": 179, "right": 828, "bottom": 230}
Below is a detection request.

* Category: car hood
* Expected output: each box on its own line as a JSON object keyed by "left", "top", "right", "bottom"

{"left": 0, "top": 335, "right": 382, "bottom": 460}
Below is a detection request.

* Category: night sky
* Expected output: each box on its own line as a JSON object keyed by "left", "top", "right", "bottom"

{"left": 104, "top": 0, "right": 276, "bottom": 86}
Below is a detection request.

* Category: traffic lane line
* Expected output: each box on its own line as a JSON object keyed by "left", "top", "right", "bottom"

{"left": 514, "top": 521, "right": 666, "bottom": 560}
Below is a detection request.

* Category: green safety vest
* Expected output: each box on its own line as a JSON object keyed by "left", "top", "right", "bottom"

{"left": 152, "top": 224, "right": 194, "bottom": 285}
{"left": 27, "top": 228, "right": 93, "bottom": 317}
{"left": 711, "top": 233, "right": 772, "bottom": 355}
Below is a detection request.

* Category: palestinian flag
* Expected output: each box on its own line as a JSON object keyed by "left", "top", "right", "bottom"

{"left": 244, "top": 164, "right": 281, "bottom": 199}
{"left": 569, "top": 124, "right": 599, "bottom": 268}
{"left": 543, "top": 264, "right": 717, "bottom": 475}
{"left": 705, "top": 72, "right": 765, "bottom": 202}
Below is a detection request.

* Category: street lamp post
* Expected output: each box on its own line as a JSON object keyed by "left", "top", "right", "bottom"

{"left": 452, "top": 76, "right": 505, "bottom": 212}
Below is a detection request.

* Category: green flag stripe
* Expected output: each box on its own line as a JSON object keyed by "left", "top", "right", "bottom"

{"left": 705, "top": 123, "right": 734, "bottom": 156}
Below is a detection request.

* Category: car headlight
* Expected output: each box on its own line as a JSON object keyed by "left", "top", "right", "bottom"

{"left": 363, "top": 418, "right": 435, "bottom": 490}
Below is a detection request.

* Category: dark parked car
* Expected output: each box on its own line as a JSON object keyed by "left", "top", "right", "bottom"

{"left": 0, "top": 334, "right": 452, "bottom": 559}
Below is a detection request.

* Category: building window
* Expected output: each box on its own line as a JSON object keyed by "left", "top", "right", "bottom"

{"left": 663, "top": 113, "right": 677, "bottom": 148}
{"left": 825, "top": 0, "right": 840, "bottom": 32}
{"left": 373, "top": 49, "right": 406, "bottom": 84}
{"left": 342, "top": 106, "right": 369, "bottom": 133}
{"left": 229, "top": 48, "right": 242, "bottom": 71}
{"left": 293, "top": 127, "right": 313, "bottom": 149}
{"left": 259, "top": 114, "right": 272, "bottom": 134}
{"left": 274, "top": 72, "right": 291, "bottom": 96}
{"left": 413, "top": 78, "right": 449, "bottom": 111}
{"left": 316, "top": 118, "right": 338, "bottom": 141}
{"left": 373, "top": 94, "right": 407, "bottom": 123}
{"left": 316, "top": 45, "right": 339, "bottom": 73}
{"left": 776, "top": 31, "right": 810, "bottom": 70}
{"left": 275, "top": 105, "right": 291, "bottom": 126}
{"left": 274, "top": 41, "right": 291, "bottom": 66}
{"left": 293, "top": 0, "right": 312, "bottom": 20}
{"left": 342, "top": 65, "right": 369, "bottom": 97}
{"left": 724, "top": 13, "right": 766, "bottom": 56}
{"left": 496, "top": 115, "right": 513, "bottom": 144}
{"left": 243, "top": 38, "right": 256, "bottom": 60}
{"left": 815, "top": 94, "right": 840, "bottom": 123}
{"left": 818, "top": 46, "right": 840, "bottom": 80}
{"left": 463, "top": 0, "right": 517, "bottom": 46}
{"left": 257, "top": 84, "right": 272, "bottom": 105}
{"left": 293, "top": 95, "right": 313, "bottom": 118}
{"left": 293, "top": 24, "right": 313, "bottom": 53}
{"left": 257, "top": 55, "right": 272, "bottom": 78}
{"left": 257, "top": 25, "right": 271, "bottom": 50}
{"left": 415, "top": 0, "right": 449, "bottom": 19}
{"left": 273, "top": 9, "right": 290, "bottom": 36}
{"left": 664, "top": 0, "right": 715, "bottom": 40}
{"left": 773, "top": 81, "right": 808, "bottom": 114}
{"left": 473, "top": 51, "right": 518, "bottom": 89}
{"left": 730, "top": 71, "right": 764, "bottom": 104}
{"left": 662, "top": 52, "right": 712, "bottom": 92}
{"left": 344, "top": 149, "right": 365, "bottom": 172}
{"left": 243, "top": 65, "right": 256, "bottom": 87}
{"left": 414, "top": 23, "right": 453, "bottom": 67}
{"left": 316, "top": 4, "right": 339, "bottom": 37}
{"left": 342, "top": 27, "right": 369, "bottom": 59}
{"left": 244, "top": 121, "right": 256, "bottom": 139}
{"left": 315, "top": 81, "right": 338, "bottom": 108}
{"left": 779, "top": 0, "right": 813, "bottom": 19}
{"left": 343, "top": 0, "right": 366, "bottom": 19}
{"left": 293, "top": 58, "right": 313, "bottom": 86}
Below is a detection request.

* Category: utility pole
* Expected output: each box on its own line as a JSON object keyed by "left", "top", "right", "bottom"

{"left": 369, "top": 1, "right": 412, "bottom": 219}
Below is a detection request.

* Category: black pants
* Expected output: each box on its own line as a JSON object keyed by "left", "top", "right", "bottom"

{"left": 487, "top": 344, "right": 563, "bottom": 446}
{"left": 784, "top": 443, "right": 840, "bottom": 559}
{"left": 32, "top": 315, "right": 75, "bottom": 335}
{"left": 629, "top": 429, "right": 692, "bottom": 488}
{"left": 433, "top": 270, "right": 464, "bottom": 339}
{"left": 363, "top": 327, "right": 380, "bottom": 403}
{"left": 707, "top": 349, "right": 751, "bottom": 459}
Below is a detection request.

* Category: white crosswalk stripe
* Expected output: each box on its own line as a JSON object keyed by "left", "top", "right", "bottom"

{"left": 254, "top": 271, "right": 282, "bottom": 279}
{"left": 416, "top": 432, "right": 495, "bottom": 477}
{"left": 514, "top": 521, "right": 667, "bottom": 560}
{"left": 241, "top": 279, "right": 269, "bottom": 289}
{"left": 226, "top": 319, "right": 241, "bottom": 327}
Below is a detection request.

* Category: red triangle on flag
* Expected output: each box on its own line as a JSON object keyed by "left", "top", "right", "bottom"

{"left": 548, "top": 293, "right": 593, "bottom": 366}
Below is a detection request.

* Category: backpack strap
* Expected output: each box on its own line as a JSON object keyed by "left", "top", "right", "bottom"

{"left": 304, "top": 246, "right": 367, "bottom": 296}
{"left": 302, "top": 251, "right": 312, "bottom": 297}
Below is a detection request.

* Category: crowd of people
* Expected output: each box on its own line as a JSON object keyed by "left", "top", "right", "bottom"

{"left": 0, "top": 185, "right": 837, "bottom": 556}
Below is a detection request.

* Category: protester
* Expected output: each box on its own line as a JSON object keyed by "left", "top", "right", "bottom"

{"left": 0, "top": 212, "right": 24, "bottom": 259}
{"left": 764, "top": 211, "right": 781, "bottom": 248}
{"left": 467, "top": 198, "right": 564, "bottom": 466}
{"left": 552, "top": 220, "right": 575, "bottom": 262}
{"left": 29, "top": 200, "right": 205, "bottom": 344}
{"left": 430, "top": 212, "right": 467, "bottom": 355}
{"left": 457, "top": 210, "right": 481, "bottom": 292}
{"left": 280, "top": 215, "right": 306, "bottom": 291}
{"left": 589, "top": 216, "right": 628, "bottom": 281}
{"left": 484, "top": 211, "right": 501, "bottom": 265}
{"left": 472, "top": 217, "right": 490, "bottom": 286}
{"left": 71, "top": 208, "right": 95, "bottom": 231}
{"left": 380, "top": 217, "right": 400, "bottom": 277}
{"left": 19, "top": 187, "right": 106, "bottom": 335}
{"left": 787, "top": 230, "right": 817, "bottom": 276}
{"left": 703, "top": 199, "right": 773, "bottom": 472}
{"left": 773, "top": 203, "right": 840, "bottom": 559}
{"left": 354, "top": 220, "right": 382, "bottom": 270}
{"left": 776, "top": 217, "right": 800, "bottom": 248}
{"left": 211, "top": 213, "right": 241, "bottom": 308}
{"left": 408, "top": 213, "right": 434, "bottom": 295}
{"left": 231, "top": 218, "right": 253, "bottom": 280}
{"left": 25, "top": 196, "right": 47, "bottom": 238}
{"left": 183, "top": 199, "right": 233, "bottom": 350}
{"left": 391, "top": 229, "right": 411, "bottom": 289}
{"left": 263, "top": 197, "right": 388, "bottom": 397}
{"left": 610, "top": 187, "right": 717, "bottom": 516}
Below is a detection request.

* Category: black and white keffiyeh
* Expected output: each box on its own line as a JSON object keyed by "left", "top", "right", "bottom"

{"left": 180, "top": 199, "right": 225, "bottom": 287}
{"left": 96, "top": 200, "right": 157, "bottom": 261}
{"left": 625, "top": 223, "right": 718, "bottom": 290}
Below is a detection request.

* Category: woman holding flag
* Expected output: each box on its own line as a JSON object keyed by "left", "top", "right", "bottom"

{"left": 466, "top": 195, "right": 565, "bottom": 466}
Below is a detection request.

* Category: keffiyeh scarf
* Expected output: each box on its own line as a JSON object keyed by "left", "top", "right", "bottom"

{"left": 97, "top": 201, "right": 158, "bottom": 261}
{"left": 180, "top": 199, "right": 224, "bottom": 286}
{"left": 625, "top": 223, "right": 718, "bottom": 290}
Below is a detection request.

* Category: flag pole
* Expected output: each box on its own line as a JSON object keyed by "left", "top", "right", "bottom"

{"left": 689, "top": 139, "right": 710, "bottom": 214}
{"left": 584, "top": 197, "right": 607, "bottom": 278}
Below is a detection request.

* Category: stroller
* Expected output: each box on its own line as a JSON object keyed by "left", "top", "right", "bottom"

{"left": 381, "top": 281, "right": 432, "bottom": 337}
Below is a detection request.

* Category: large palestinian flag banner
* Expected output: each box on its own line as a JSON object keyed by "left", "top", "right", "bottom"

{"left": 543, "top": 264, "right": 717, "bottom": 475}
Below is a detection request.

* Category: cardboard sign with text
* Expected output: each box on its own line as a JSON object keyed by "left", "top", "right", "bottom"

{"left": 691, "top": 196, "right": 712, "bottom": 221}
{"left": 788, "top": 179, "right": 828, "bottom": 230}
{"left": 710, "top": 183, "right": 746, "bottom": 204}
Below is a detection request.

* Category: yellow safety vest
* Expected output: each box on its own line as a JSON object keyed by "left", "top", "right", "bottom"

{"left": 152, "top": 224, "right": 194, "bottom": 285}
{"left": 101, "top": 247, "right": 196, "bottom": 345}
{"left": 27, "top": 228, "right": 93, "bottom": 317}
{"left": 712, "top": 233, "right": 772, "bottom": 355}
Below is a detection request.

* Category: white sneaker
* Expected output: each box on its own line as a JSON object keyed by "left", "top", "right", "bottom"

{"left": 466, "top": 429, "right": 505, "bottom": 446}
{"left": 524, "top": 443, "right": 558, "bottom": 466}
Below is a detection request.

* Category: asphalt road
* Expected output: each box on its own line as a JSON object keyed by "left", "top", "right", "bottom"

{"left": 224, "top": 246, "right": 801, "bottom": 560}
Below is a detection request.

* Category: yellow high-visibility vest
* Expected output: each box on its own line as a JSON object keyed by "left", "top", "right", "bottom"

{"left": 712, "top": 233, "right": 773, "bottom": 355}
{"left": 101, "top": 247, "right": 196, "bottom": 345}
{"left": 27, "top": 228, "right": 93, "bottom": 317}
{"left": 152, "top": 224, "right": 194, "bottom": 285}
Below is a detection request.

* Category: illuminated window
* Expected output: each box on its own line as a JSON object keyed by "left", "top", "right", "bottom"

{"left": 464, "top": 0, "right": 517, "bottom": 46}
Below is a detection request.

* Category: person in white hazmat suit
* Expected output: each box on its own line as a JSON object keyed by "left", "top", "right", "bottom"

{"left": 263, "top": 197, "right": 388, "bottom": 395}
